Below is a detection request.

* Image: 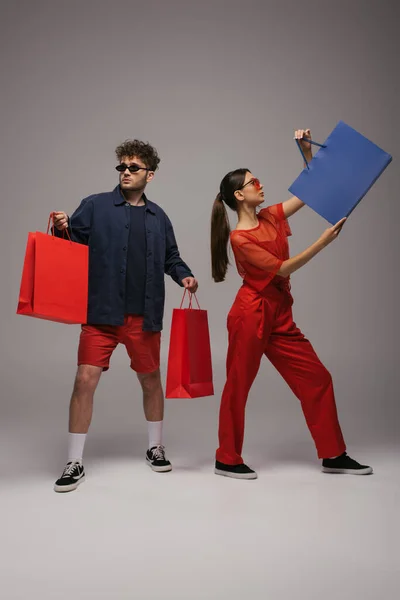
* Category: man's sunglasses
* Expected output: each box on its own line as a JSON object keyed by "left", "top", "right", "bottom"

{"left": 239, "top": 177, "right": 262, "bottom": 191}
{"left": 115, "top": 163, "right": 151, "bottom": 174}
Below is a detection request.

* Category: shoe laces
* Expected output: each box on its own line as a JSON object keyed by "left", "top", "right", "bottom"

{"left": 63, "top": 461, "right": 81, "bottom": 477}
{"left": 152, "top": 445, "right": 166, "bottom": 461}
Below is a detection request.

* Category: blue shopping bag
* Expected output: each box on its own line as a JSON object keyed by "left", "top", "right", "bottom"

{"left": 288, "top": 121, "right": 392, "bottom": 224}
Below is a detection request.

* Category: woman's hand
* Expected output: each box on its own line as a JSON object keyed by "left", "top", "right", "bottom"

{"left": 294, "top": 128, "right": 312, "bottom": 157}
{"left": 318, "top": 218, "right": 347, "bottom": 248}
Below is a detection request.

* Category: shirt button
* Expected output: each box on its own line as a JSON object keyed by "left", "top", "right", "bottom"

{"left": 120, "top": 268, "right": 125, "bottom": 274}
{"left": 147, "top": 251, "right": 152, "bottom": 257}
{"left": 125, "top": 224, "right": 129, "bottom": 229}
{"left": 123, "top": 246, "right": 127, "bottom": 251}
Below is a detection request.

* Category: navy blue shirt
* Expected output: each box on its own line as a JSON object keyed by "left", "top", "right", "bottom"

{"left": 125, "top": 203, "right": 147, "bottom": 315}
{"left": 57, "top": 186, "right": 194, "bottom": 331}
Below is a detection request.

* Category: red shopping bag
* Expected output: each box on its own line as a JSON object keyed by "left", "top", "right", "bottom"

{"left": 16, "top": 214, "right": 89, "bottom": 324}
{"left": 166, "top": 291, "right": 214, "bottom": 398}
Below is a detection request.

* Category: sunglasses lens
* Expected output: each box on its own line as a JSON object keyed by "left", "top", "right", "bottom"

{"left": 254, "top": 178, "right": 261, "bottom": 190}
{"left": 116, "top": 164, "right": 141, "bottom": 173}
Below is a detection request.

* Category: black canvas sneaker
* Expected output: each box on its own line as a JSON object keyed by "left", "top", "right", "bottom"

{"left": 215, "top": 460, "right": 257, "bottom": 479}
{"left": 322, "top": 453, "right": 373, "bottom": 475}
{"left": 146, "top": 445, "right": 172, "bottom": 472}
{"left": 54, "top": 461, "right": 86, "bottom": 492}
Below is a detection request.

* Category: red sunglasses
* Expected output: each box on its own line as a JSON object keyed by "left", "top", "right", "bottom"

{"left": 239, "top": 177, "right": 262, "bottom": 191}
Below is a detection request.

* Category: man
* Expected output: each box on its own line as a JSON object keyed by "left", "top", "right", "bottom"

{"left": 52, "top": 139, "right": 198, "bottom": 493}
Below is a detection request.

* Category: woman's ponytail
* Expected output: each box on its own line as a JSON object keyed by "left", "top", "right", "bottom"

{"left": 211, "top": 192, "right": 231, "bottom": 282}
{"left": 210, "top": 169, "right": 249, "bottom": 282}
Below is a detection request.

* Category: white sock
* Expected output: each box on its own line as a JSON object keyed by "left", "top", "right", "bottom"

{"left": 147, "top": 420, "right": 163, "bottom": 449}
{"left": 68, "top": 433, "right": 87, "bottom": 463}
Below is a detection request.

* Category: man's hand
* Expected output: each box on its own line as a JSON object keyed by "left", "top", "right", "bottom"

{"left": 182, "top": 277, "right": 198, "bottom": 294}
{"left": 52, "top": 211, "right": 69, "bottom": 231}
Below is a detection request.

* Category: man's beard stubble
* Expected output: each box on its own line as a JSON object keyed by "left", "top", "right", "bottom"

{"left": 120, "top": 180, "right": 146, "bottom": 194}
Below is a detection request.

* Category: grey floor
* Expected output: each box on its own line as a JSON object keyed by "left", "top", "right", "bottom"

{"left": 1, "top": 355, "right": 398, "bottom": 600}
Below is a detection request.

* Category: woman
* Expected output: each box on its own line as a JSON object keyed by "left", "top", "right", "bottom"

{"left": 211, "top": 129, "right": 372, "bottom": 479}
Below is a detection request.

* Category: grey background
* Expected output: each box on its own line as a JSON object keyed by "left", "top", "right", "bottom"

{"left": 0, "top": 1, "right": 399, "bottom": 599}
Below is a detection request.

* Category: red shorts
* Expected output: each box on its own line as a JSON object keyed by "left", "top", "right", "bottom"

{"left": 78, "top": 315, "right": 161, "bottom": 373}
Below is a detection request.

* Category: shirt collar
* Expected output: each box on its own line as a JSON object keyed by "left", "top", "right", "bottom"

{"left": 113, "top": 185, "right": 155, "bottom": 214}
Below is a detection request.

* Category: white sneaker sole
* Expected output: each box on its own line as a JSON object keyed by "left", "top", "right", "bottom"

{"left": 146, "top": 458, "right": 172, "bottom": 472}
{"left": 54, "top": 476, "right": 86, "bottom": 493}
{"left": 214, "top": 468, "right": 258, "bottom": 480}
{"left": 322, "top": 467, "right": 373, "bottom": 475}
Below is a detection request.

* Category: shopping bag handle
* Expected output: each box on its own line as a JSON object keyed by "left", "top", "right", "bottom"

{"left": 47, "top": 212, "right": 72, "bottom": 241}
{"left": 295, "top": 137, "right": 326, "bottom": 170}
{"left": 180, "top": 289, "right": 201, "bottom": 310}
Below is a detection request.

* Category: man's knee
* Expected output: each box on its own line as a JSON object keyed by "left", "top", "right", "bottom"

{"left": 137, "top": 369, "right": 161, "bottom": 393}
{"left": 74, "top": 365, "right": 102, "bottom": 394}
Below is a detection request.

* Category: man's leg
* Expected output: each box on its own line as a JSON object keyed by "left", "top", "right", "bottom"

{"left": 54, "top": 365, "right": 102, "bottom": 493}
{"left": 69, "top": 364, "right": 103, "bottom": 435}
{"left": 123, "top": 315, "right": 170, "bottom": 472}
{"left": 138, "top": 367, "right": 164, "bottom": 446}
{"left": 137, "top": 368, "right": 164, "bottom": 422}
{"left": 137, "top": 369, "right": 171, "bottom": 472}
{"left": 54, "top": 324, "right": 118, "bottom": 492}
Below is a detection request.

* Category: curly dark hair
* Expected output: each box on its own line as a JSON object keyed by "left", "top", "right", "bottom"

{"left": 115, "top": 139, "right": 161, "bottom": 171}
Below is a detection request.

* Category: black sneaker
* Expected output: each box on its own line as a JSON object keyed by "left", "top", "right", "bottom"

{"left": 322, "top": 452, "right": 373, "bottom": 475}
{"left": 54, "top": 461, "right": 85, "bottom": 492}
{"left": 146, "top": 445, "right": 172, "bottom": 472}
{"left": 215, "top": 460, "right": 257, "bottom": 480}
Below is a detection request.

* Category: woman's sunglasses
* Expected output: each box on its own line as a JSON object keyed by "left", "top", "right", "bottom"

{"left": 115, "top": 163, "right": 151, "bottom": 174}
{"left": 239, "top": 177, "right": 262, "bottom": 191}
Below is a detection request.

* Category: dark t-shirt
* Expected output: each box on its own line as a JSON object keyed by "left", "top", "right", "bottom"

{"left": 125, "top": 204, "right": 147, "bottom": 315}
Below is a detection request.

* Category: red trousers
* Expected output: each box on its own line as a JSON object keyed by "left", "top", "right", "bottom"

{"left": 216, "top": 283, "right": 346, "bottom": 464}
